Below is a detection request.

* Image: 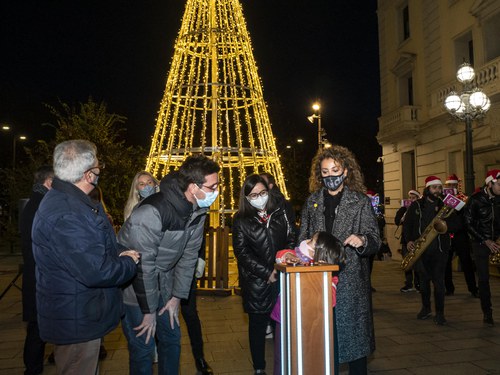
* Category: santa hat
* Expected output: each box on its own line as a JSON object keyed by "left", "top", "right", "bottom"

{"left": 366, "top": 190, "right": 376, "bottom": 197}
{"left": 408, "top": 189, "right": 420, "bottom": 197}
{"left": 425, "top": 175, "right": 443, "bottom": 187}
{"left": 485, "top": 169, "right": 500, "bottom": 184}
{"left": 445, "top": 174, "right": 459, "bottom": 184}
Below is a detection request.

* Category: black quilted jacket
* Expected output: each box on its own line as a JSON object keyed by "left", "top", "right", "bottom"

{"left": 232, "top": 203, "right": 294, "bottom": 314}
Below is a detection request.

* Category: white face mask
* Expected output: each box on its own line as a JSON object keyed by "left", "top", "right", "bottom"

{"left": 247, "top": 195, "right": 269, "bottom": 210}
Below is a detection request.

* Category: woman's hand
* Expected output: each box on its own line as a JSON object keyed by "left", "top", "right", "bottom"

{"left": 267, "top": 269, "right": 277, "bottom": 283}
{"left": 282, "top": 252, "right": 300, "bottom": 264}
{"left": 344, "top": 234, "right": 366, "bottom": 249}
{"left": 119, "top": 250, "right": 141, "bottom": 264}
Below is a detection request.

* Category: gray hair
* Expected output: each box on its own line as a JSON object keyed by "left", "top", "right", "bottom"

{"left": 53, "top": 140, "right": 97, "bottom": 183}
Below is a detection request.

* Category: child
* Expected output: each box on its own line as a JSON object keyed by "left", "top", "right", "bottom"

{"left": 272, "top": 231, "right": 345, "bottom": 375}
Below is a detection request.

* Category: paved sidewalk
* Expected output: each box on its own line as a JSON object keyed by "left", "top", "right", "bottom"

{"left": 1, "top": 253, "right": 499, "bottom": 374}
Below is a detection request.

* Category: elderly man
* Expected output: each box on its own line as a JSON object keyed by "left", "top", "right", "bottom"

{"left": 464, "top": 169, "right": 500, "bottom": 326}
{"left": 32, "top": 140, "right": 139, "bottom": 374}
{"left": 118, "top": 154, "right": 220, "bottom": 375}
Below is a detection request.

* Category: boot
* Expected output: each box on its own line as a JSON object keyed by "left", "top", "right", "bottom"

{"left": 195, "top": 358, "right": 214, "bottom": 374}
{"left": 483, "top": 311, "right": 494, "bottom": 326}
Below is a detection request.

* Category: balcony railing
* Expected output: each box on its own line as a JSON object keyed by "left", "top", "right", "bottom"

{"left": 377, "top": 105, "right": 420, "bottom": 142}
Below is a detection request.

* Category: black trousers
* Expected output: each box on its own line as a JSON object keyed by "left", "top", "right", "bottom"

{"left": 180, "top": 278, "right": 204, "bottom": 360}
{"left": 471, "top": 242, "right": 493, "bottom": 314}
{"left": 444, "top": 232, "right": 477, "bottom": 294}
{"left": 417, "top": 248, "right": 448, "bottom": 313}
{"left": 248, "top": 312, "right": 270, "bottom": 370}
{"left": 23, "top": 320, "right": 46, "bottom": 375}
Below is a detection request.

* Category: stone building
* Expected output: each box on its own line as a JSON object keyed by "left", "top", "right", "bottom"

{"left": 377, "top": 0, "right": 500, "bottom": 255}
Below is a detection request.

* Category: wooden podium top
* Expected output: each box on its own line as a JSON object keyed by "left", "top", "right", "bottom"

{"left": 275, "top": 263, "right": 339, "bottom": 273}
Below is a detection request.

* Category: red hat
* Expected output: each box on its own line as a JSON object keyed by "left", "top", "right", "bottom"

{"left": 408, "top": 189, "right": 420, "bottom": 197}
{"left": 425, "top": 175, "right": 443, "bottom": 187}
{"left": 445, "top": 174, "right": 459, "bottom": 184}
{"left": 485, "top": 169, "right": 500, "bottom": 184}
{"left": 366, "top": 190, "right": 376, "bottom": 197}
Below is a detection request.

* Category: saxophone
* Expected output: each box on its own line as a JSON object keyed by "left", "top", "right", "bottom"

{"left": 401, "top": 205, "right": 454, "bottom": 272}
{"left": 490, "top": 238, "right": 500, "bottom": 264}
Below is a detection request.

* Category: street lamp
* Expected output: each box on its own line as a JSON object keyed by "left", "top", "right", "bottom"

{"left": 444, "top": 63, "right": 491, "bottom": 196}
{"left": 307, "top": 102, "right": 322, "bottom": 150}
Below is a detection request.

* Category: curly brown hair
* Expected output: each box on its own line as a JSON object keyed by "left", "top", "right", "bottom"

{"left": 308, "top": 145, "right": 366, "bottom": 193}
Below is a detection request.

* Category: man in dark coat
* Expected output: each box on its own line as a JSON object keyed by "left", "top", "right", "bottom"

{"left": 403, "top": 176, "right": 461, "bottom": 325}
{"left": 32, "top": 140, "right": 139, "bottom": 374}
{"left": 20, "top": 165, "right": 53, "bottom": 375}
{"left": 463, "top": 169, "right": 500, "bottom": 326}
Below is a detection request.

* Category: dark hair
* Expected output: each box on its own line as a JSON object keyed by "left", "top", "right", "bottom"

{"left": 259, "top": 172, "right": 276, "bottom": 186}
{"left": 237, "top": 174, "right": 280, "bottom": 217}
{"left": 34, "top": 165, "right": 54, "bottom": 185}
{"left": 309, "top": 145, "right": 365, "bottom": 193}
{"left": 312, "top": 231, "right": 346, "bottom": 265}
{"left": 177, "top": 154, "right": 220, "bottom": 191}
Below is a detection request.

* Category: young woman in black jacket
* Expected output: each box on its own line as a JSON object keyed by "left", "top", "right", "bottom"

{"left": 232, "top": 174, "right": 295, "bottom": 375}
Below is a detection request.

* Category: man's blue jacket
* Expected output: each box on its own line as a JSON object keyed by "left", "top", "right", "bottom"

{"left": 32, "top": 178, "right": 137, "bottom": 345}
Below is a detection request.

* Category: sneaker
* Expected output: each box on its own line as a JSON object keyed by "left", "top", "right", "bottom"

{"left": 254, "top": 370, "right": 267, "bottom": 375}
{"left": 400, "top": 286, "right": 414, "bottom": 293}
{"left": 484, "top": 311, "right": 494, "bottom": 326}
{"left": 434, "top": 313, "right": 447, "bottom": 325}
{"left": 417, "top": 307, "right": 432, "bottom": 320}
{"left": 265, "top": 324, "right": 273, "bottom": 339}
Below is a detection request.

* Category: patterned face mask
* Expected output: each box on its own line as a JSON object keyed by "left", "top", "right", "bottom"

{"left": 322, "top": 173, "right": 345, "bottom": 191}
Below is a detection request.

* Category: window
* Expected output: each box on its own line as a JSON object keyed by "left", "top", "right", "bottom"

{"left": 454, "top": 31, "right": 474, "bottom": 67}
{"left": 399, "top": 72, "right": 414, "bottom": 106}
{"left": 483, "top": 12, "right": 500, "bottom": 61}
{"left": 398, "top": 3, "right": 410, "bottom": 43}
{"left": 401, "top": 151, "right": 416, "bottom": 195}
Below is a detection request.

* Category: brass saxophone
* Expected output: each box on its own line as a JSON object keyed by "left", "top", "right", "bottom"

{"left": 401, "top": 205, "right": 454, "bottom": 272}
{"left": 490, "top": 238, "right": 500, "bottom": 264}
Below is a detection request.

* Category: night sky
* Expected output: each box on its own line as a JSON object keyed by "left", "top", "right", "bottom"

{"left": 1, "top": 0, "right": 381, "bottom": 188}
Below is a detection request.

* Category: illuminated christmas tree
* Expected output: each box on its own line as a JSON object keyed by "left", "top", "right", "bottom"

{"left": 146, "top": 0, "right": 288, "bottom": 226}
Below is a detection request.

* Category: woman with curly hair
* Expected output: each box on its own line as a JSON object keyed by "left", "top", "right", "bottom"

{"left": 298, "top": 145, "right": 380, "bottom": 375}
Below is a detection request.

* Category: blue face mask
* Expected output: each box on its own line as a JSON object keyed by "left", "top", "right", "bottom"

{"left": 195, "top": 189, "right": 219, "bottom": 208}
{"left": 139, "top": 185, "right": 156, "bottom": 199}
{"left": 322, "top": 173, "right": 345, "bottom": 191}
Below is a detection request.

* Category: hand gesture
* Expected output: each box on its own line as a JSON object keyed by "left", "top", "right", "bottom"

{"left": 344, "top": 234, "right": 366, "bottom": 249}
{"left": 119, "top": 250, "right": 141, "bottom": 264}
{"left": 158, "top": 297, "right": 180, "bottom": 329}
{"left": 133, "top": 312, "right": 156, "bottom": 344}
{"left": 484, "top": 239, "right": 500, "bottom": 253}
{"left": 267, "top": 269, "right": 277, "bottom": 284}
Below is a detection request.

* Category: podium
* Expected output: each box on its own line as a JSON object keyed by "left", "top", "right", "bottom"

{"left": 275, "top": 263, "right": 339, "bottom": 375}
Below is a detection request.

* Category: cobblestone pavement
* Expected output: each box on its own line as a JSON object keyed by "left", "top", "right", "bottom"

{"left": 1, "top": 252, "right": 499, "bottom": 374}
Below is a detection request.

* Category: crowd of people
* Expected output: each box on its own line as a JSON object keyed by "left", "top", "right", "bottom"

{"left": 18, "top": 139, "right": 499, "bottom": 375}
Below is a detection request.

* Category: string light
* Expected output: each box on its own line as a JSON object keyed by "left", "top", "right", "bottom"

{"left": 146, "top": 0, "right": 289, "bottom": 227}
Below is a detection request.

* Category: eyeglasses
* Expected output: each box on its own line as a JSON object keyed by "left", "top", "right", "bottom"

{"left": 197, "top": 183, "right": 218, "bottom": 192}
{"left": 84, "top": 163, "right": 105, "bottom": 176}
{"left": 247, "top": 190, "right": 268, "bottom": 200}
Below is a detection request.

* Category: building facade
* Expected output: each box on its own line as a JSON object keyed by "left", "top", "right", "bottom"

{"left": 377, "top": 0, "right": 500, "bottom": 255}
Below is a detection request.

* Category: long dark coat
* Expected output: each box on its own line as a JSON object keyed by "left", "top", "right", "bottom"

{"left": 298, "top": 186, "right": 380, "bottom": 363}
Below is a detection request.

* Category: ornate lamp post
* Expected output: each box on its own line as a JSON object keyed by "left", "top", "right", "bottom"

{"left": 307, "top": 102, "right": 322, "bottom": 150}
{"left": 444, "top": 63, "right": 491, "bottom": 196}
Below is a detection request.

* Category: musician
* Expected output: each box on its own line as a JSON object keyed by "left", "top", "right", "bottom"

{"left": 395, "top": 189, "right": 420, "bottom": 293}
{"left": 463, "top": 169, "right": 500, "bottom": 326}
{"left": 443, "top": 174, "right": 478, "bottom": 297}
{"left": 403, "top": 176, "right": 460, "bottom": 325}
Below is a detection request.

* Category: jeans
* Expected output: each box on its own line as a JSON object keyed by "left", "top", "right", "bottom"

{"left": 122, "top": 300, "right": 181, "bottom": 375}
